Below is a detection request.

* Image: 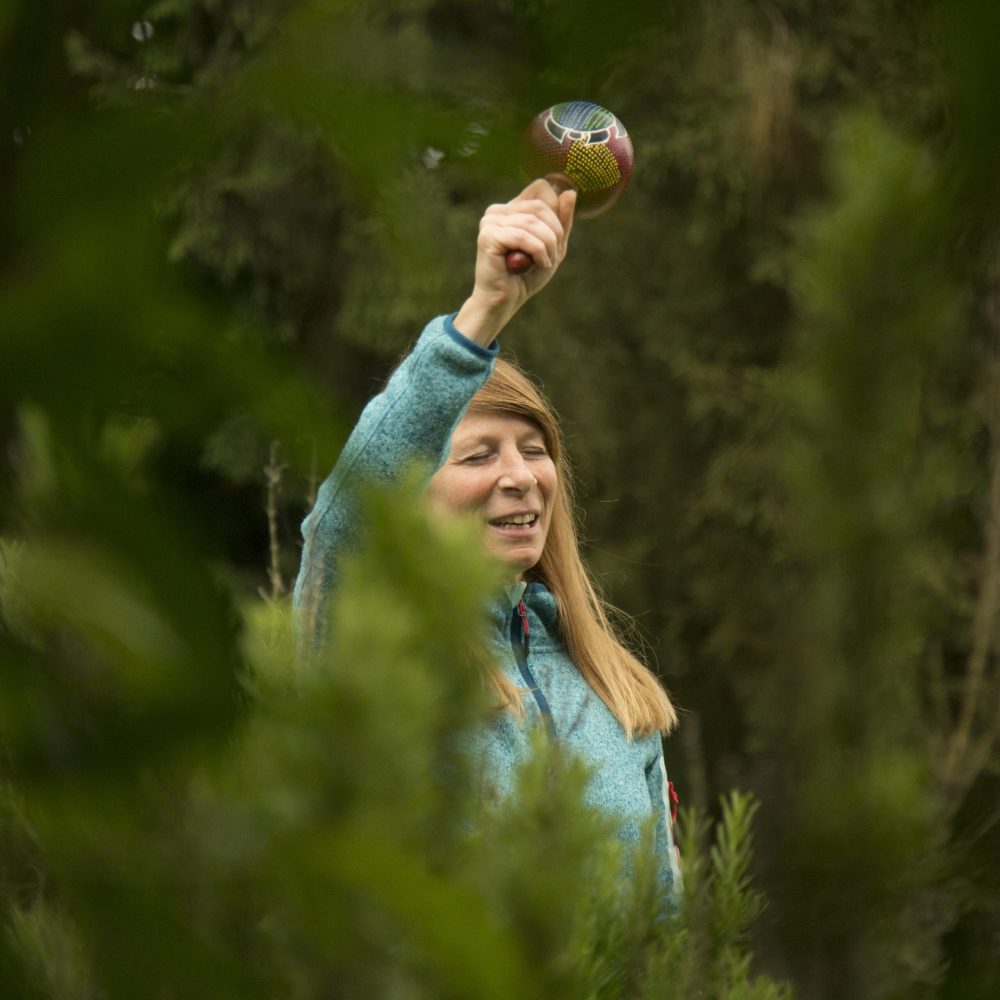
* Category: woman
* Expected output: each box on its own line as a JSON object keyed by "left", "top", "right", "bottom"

{"left": 294, "top": 179, "right": 681, "bottom": 899}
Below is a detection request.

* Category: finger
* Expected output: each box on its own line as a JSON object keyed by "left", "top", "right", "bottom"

{"left": 488, "top": 208, "right": 563, "bottom": 246}
{"left": 557, "top": 189, "right": 577, "bottom": 255}
{"left": 484, "top": 227, "right": 554, "bottom": 269}
{"left": 486, "top": 197, "right": 565, "bottom": 231}
{"left": 517, "top": 177, "right": 562, "bottom": 209}
{"left": 483, "top": 209, "right": 562, "bottom": 257}
{"left": 486, "top": 202, "right": 566, "bottom": 250}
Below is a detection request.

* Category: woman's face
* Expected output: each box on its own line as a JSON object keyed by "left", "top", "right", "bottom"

{"left": 425, "top": 411, "right": 557, "bottom": 579}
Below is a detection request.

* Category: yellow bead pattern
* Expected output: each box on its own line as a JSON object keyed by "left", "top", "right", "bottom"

{"left": 565, "top": 140, "right": 622, "bottom": 193}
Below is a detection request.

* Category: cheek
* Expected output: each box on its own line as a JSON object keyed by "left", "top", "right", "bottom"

{"left": 425, "top": 469, "right": 489, "bottom": 518}
{"left": 424, "top": 471, "right": 454, "bottom": 518}
{"left": 538, "top": 462, "right": 559, "bottom": 505}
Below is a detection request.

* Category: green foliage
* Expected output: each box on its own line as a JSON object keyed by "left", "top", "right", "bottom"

{"left": 708, "top": 795, "right": 766, "bottom": 957}
{"left": 2, "top": 6, "right": 789, "bottom": 991}
{"left": 3, "top": 0, "right": 1000, "bottom": 997}
{"left": 1, "top": 473, "right": 786, "bottom": 997}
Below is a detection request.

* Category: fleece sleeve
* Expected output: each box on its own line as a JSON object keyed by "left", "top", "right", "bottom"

{"left": 293, "top": 314, "right": 498, "bottom": 649}
{"left": 645, "top": 744, "right": 684, "bottom": 910}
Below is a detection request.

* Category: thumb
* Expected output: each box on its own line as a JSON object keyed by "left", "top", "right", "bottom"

{"left": 558, "top": 188, "right": 577, "bottom": 249}
{"left": 518, "top": 176, "right": 560, "bottom": 204}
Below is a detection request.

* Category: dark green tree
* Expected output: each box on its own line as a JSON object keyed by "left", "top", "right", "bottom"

{"left": 3, "top": 0, "right": 999, "bottom": 997}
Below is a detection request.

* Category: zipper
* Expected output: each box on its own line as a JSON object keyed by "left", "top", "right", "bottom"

{"left": 510, "top": 599, "right": 555, "bottom": 738}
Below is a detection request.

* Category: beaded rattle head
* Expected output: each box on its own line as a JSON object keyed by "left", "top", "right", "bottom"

{"left": 521, "top": 101, "right": 634, "bottom": 218}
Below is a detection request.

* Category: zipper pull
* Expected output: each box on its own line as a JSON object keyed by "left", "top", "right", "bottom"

{"left": 516, "top": 599, "right": 530, "bottom": 641}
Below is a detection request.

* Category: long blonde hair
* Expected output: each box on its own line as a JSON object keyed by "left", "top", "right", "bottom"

{"left": 469, "top": 358, "right": 677, "bottom": 738}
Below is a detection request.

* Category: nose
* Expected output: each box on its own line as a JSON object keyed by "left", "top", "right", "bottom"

{"left": 497, "top": 448, "right": 537, "bottom": 493}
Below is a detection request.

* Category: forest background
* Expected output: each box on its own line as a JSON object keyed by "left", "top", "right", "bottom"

{"left": 1, "top": 1, "right": 999, "bottom": 998}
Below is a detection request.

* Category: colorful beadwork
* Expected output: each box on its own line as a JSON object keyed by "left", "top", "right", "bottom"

{"left": 521, "top": 101, "right": 634, "bottom": 217}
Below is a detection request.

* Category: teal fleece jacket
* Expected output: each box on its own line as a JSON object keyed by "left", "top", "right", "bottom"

{"left": 294, "top": 314, "right": 681, "bottom": 902}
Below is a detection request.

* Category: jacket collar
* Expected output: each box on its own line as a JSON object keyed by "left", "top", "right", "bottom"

{"left": 503, "top": 581, "right": 527, "bottom": 608}
{"left": 487, "top": 580, "right": 560, "bottom": 634}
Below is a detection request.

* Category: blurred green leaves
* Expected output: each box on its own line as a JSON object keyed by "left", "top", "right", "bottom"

{"left": 2, "top": 0, "right": 1000, "bottom": 997}
{"left": 2, "top": 453, "right": 786, "bottom": 997}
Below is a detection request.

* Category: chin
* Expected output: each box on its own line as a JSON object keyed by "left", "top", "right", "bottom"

{"left": 489, "top": 547, "right": 539, "bottom": 574}
{"left": 503, "top": 554, "right": 542, "bottom": 575}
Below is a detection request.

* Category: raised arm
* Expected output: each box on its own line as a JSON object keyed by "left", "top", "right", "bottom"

{"left": 293, "top": 181, "right": 576, "bottom": 648}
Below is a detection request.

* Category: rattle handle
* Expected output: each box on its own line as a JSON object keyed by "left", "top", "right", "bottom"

{"left": 505, "top": 249, "right": 534, "bottom": 274}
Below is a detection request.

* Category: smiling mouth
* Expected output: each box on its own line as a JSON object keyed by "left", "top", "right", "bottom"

{"left": 488, "top": 513, "right": 539, "bottom": 529}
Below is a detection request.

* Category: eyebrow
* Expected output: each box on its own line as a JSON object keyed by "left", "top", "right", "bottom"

{"left": 451, "top": 427, "right": 546, "bottom": 452}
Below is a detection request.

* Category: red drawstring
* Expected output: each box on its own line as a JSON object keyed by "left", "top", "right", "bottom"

{"left": 517, "top": 600, "right": 530, "bottom": 640}
{"left": 668, "top": 780, "right": 679, "bottom": 823}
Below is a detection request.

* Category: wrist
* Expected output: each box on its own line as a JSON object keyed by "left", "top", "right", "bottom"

{"left": 453, "top": 296, "right": 511, "bottom": 348}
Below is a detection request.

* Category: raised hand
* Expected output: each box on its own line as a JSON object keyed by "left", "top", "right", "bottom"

{"left": 453, "top": 179, "right": 576, "bottom": 347}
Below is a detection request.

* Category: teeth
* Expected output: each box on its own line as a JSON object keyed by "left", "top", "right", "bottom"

{"left": 492, "top": 513, "right": 535, "bottom": 526}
